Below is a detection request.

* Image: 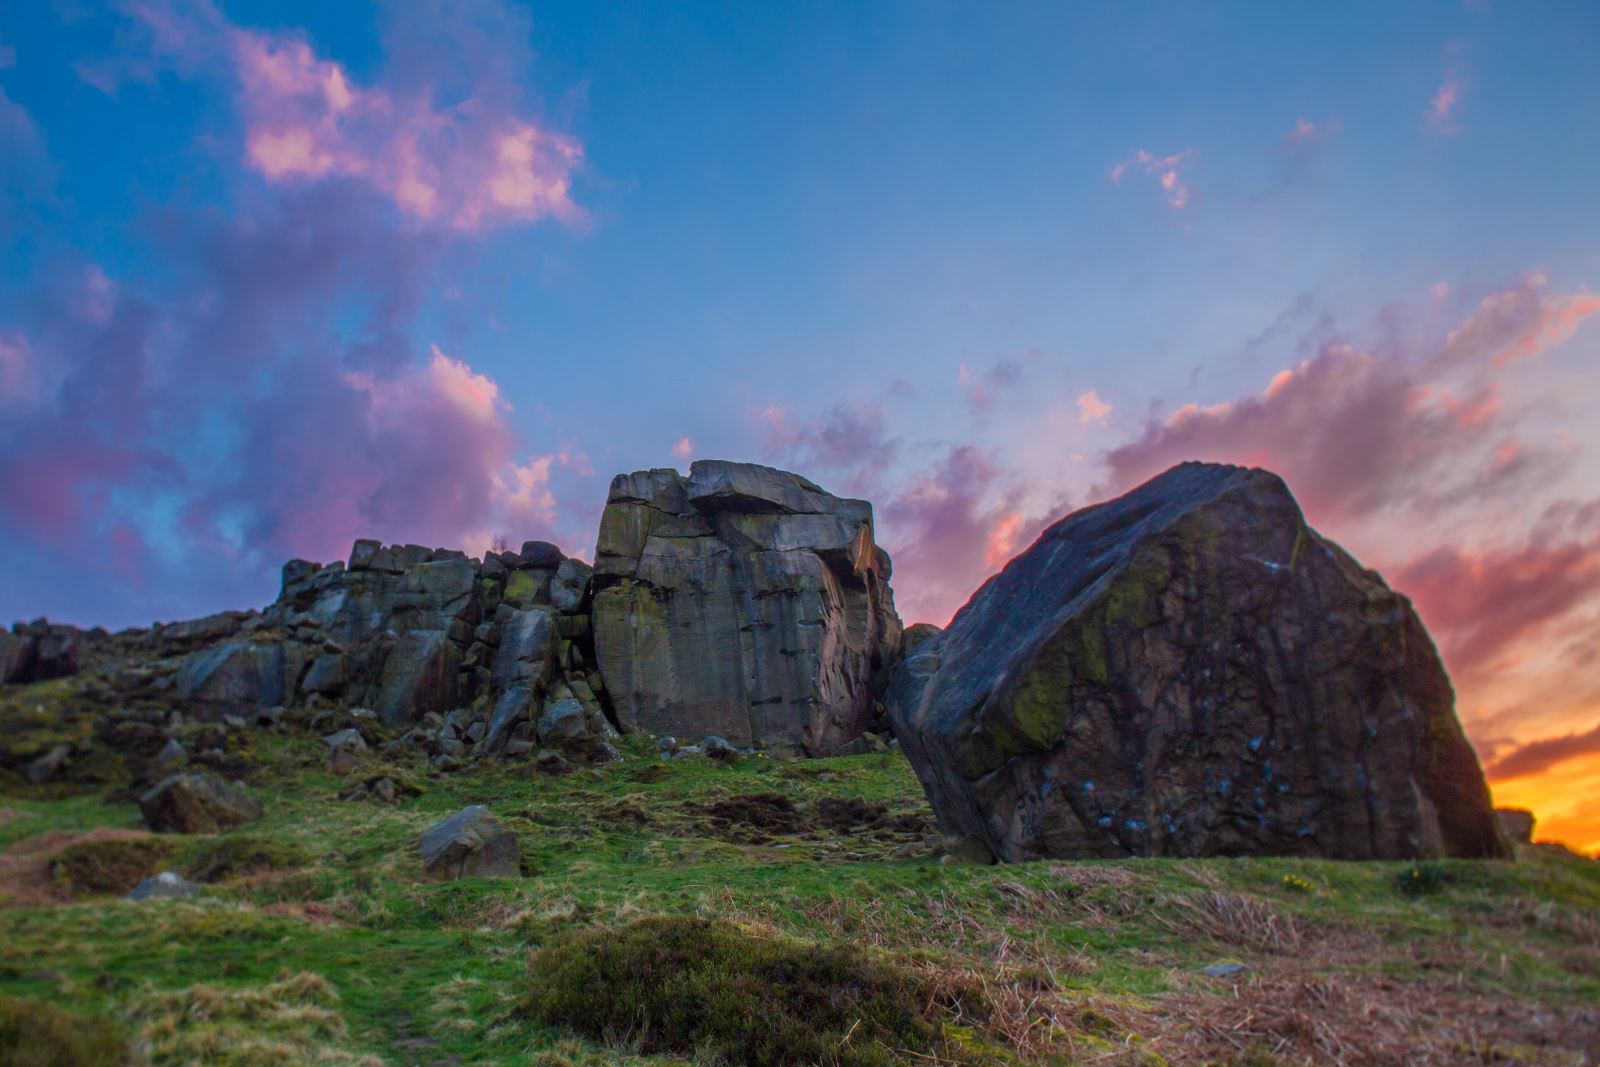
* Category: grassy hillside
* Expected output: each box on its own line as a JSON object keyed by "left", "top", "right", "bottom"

{"left": 1, "top": 682, "right": 1597, "bottom": 1065}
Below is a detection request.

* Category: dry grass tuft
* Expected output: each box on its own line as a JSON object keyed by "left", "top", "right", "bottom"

{"left": 133, "top": 972, "right": 383, "bottom": 1067}
{"left": 1162, "top": 891, "right": 1304, "bottom": 955}
{"left": 1144, "top": 972, "right": 1600, "bottom": 1066}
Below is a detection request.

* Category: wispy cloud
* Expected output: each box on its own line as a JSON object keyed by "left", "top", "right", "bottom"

{"left": 1109, "top": 148, "right": 1194, "bottom": 209}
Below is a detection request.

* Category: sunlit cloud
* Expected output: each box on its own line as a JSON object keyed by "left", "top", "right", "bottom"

{"left": 1077, "top": 389, "right": 1112, "bottom": 424}
{"left": 1109, "top": 148, "right": 1193, "bottom": 209}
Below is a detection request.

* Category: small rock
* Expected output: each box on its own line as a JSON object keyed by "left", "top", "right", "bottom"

{"left": 222, "top": 714, "right": 248, "bottom": 730}
{"left": 139, "top": 772, "right": 263, "bottom": 834}
{"left": 503, "top": 739, "right": 533, "bottom": 758}
{"left": 533, "top": 749, "right": 574, "bottom": 776}
{"left": 126, "top": 871, "right": 202, "bottom": 901}
{"left": 537, "top": 698, "right": 589, "bottom": 745}
{"left": 23, "top": 743, "right": 72, "bottom": 784}
{"left": 322, "top": 728, "right": 368, "bottom": 753}
{"left": 657, "top": 735, "right": 679, "bottom": 756}
{"left": 157, "top": 738, "right": 189, "bottom": 767}
{"left": 591, "top": 740, "right": 624, "bottom": 763}
{"left": 1201, "top": 962, "right": 1251, "bottom": 978}
{"left": 419, "top": 806, "right": 521, "bottom": 880}
{"left": 701, "top": 735, "right": 739, "bottom": 764}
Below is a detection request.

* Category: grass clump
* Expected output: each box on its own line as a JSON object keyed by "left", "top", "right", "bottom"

{"left": 0, "top": 992, "right": 128, "bottom": 1066}
{"left": 520, "top": 915, "right": 994, "bottom": 1066}
{"left": 51, "top": 836, "right": 178, "bottom": 896}
{"left": 1395, "top": 861, "right": 1453, "bottom": 898}
{"left": 180, "top": 835, "right": 310, "bottom": 883}
{"left": 134, "top": 972, "right": 381, "bottom": 1067}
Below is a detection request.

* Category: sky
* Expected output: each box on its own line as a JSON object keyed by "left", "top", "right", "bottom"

{"left": 1, "top": 1, "right": 1597, "bottom": 852}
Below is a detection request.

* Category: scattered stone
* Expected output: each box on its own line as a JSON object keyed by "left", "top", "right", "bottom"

{"left": 126, "top": 871, "right": 201, "bottom": 901}
{"left": 157, "top": 738, "right": 188, "bottom": 767}
{"left": 534, "top": 749, "right": 574, "bottom": 776}
{"left": 1201, "top": 962, "right": 1250, "bottom": 978}
{"left": 419, "top": 806, "right": 521, "bottom": 880}
{"left": 888, "top": 462, "right": 1508, "bottom": 862}
{"left": 138, "top": 772, "right": 264, "bottom": 834}
{"left": 657, "top": 736, "right": 679, "bottom": 757}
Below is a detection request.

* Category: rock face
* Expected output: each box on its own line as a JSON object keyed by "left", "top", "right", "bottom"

{"left": 0, "top": 621, "right": 80, "bottom": 684}
{"left": 149, "top": 539, "right": 608, "bottom": 760}
{"left": 591, "top": 461, "right": 902, "bottom": 756}
{"left": 139, "top": 772, "right": 264, "bottom": 833}
{"left": 888, "top": 462, "right": 1507, "bottom": 862}
{"left": 419, "top": 806, "right": 521, "bottom": 880}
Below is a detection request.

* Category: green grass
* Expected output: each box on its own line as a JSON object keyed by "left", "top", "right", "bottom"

{"left": 2, "top": 695, "right": 1598, "bottom": 1065}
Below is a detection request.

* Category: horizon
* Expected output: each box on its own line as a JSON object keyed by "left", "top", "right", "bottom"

{"left": 1, "top": 1, "right": 1597, "bottom": 854}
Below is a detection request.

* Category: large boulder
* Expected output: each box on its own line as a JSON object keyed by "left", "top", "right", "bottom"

{"left": 419, "top": 806, "right": 521, "bottom": 880}
{"left": 591, "top": 460, "right": 902, "bottom": 756}
{"left": 888, "top": 462, "right": 1508, "bottom": 862}
{"left": 139, "top": 772, "right": 264, "bottom": 834}
{"left": 174, "top": 640, "right": 295, "bottom": 718}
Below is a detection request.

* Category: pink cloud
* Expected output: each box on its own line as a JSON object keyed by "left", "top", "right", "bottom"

{"left": 1434, "top": 273, "right": 1600, "bottom": 370}
{"left": 94, "top": 0, "right": 584, "bottom": 232}
{"left": 1425, "top": 79, "right": 1465, "bottom": 134}
{"left": 1102, "top": 276, "right": 1598, "bottom": 524}
{"left": 1077, "top": 389, "right": 1112, "bottom": 424}
{"left": 1393, "top": 534, "right": 1600, "bottom": 688}
{"left": 672, "top": 436, "right": 694, "bottom": 460}
{"left": 879, "top": 445, "right": 1055, "bottom": 625}
{"left": 1109, "top": 148, "right": 1193, "bottom": 209}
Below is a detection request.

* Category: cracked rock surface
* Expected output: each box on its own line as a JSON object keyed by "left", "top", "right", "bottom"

{"left": 888, "top": 461, "right": 1507, "bottom": 862}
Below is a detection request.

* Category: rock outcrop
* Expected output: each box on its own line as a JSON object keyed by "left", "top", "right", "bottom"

{"left": 591, "top": 461, "right": 902, "bottom": 755}
{"left": 0, "top": 621, "right": 81, "bottom": 684}
{"left": 888, "top": 462, "right": 1507, "bottom": 862}
{"left": 144, "top": 539, "right": 611, "bottom": 762}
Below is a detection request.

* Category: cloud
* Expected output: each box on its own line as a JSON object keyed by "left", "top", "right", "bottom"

{"left": 1433, "top": 273, "right": 1600, "bottom": 371}
{"left": 1424, "top": 42, "right": 1469, "bottom": 136}
{"left": 1110, "top": 148, "right": 1193, "bottom": 210}
{"left": 672, "top": 436, "right": 694, "bottom": 460}
{"left": 1077, "top": 390, "right": 1112, "bottom": 425}
{"left": 1425, "top": 79, "right": 1466, "bottom": 135}
{"left": 879, "top": 445, "right": 1056, "bottom": 625}
{"left": 761, "top": 401, "right": 899, "bottom": 497}
{"left": 1486, "top": 721, "right": 1600, "bottom": 780}
{"left": 87, "top": 0, "right": 584, "bottom": 232}
{"left": 1390, "top": 534, "right": 1600, "bottom": 687}
{"left": 958, "top": 356, "right": 1026, "bottom": 414}
{"left": 1101, "top": 275, "right": 1599, "bottom": 524}
{"left": 0, "top": 3, "right": 592, "bottom": 631}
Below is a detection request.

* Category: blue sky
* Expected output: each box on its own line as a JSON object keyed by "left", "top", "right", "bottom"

{"left": 2, "top": 1, "right": 1599, "bottom": 844}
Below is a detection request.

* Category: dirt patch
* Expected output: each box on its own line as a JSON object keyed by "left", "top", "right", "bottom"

{"left": 1144, "top": 972, "right": 1600, "bottom": 1066}
{"left": 0, "top": 827, "right": 155, "bottom": 907}
{"left": 685, "top": 792, "right": 932, "bottom": 845}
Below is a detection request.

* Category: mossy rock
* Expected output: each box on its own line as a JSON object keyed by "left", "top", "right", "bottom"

{"left": 52, "top": 837, "right": 180, "bottom": 896}
{"left": 0, "top": 993, "right": 129, "bottom": 1066}
{"left": 520, "top": 915, "right": 1000, "bottom": 1066}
